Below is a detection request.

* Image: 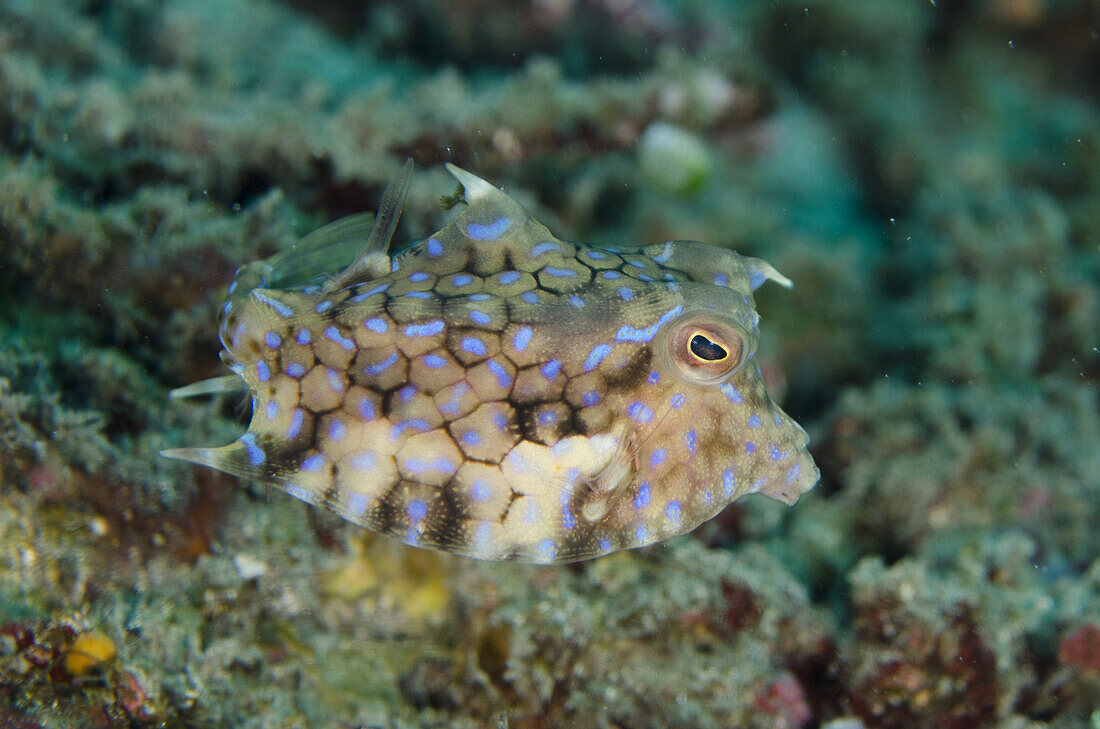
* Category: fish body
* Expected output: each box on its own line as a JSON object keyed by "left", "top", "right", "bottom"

{"left": 165, "top": 164, "right": 818, "bottom": 563}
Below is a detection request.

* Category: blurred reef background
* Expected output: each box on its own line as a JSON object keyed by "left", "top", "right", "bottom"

{"left": 1, "top": 0, "right": 1099, "bottom": 727}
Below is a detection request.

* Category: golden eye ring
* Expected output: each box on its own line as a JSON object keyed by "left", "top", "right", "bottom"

{"left": 687, "top": 330, "right": 729, "bottom": 363}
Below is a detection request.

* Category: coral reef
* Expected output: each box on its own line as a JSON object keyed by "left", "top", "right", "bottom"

{"left": 0, "top": 0, "right": 1097, "bottom": 726}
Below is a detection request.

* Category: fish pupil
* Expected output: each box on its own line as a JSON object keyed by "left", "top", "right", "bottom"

{"left": 689, "top": 334, "right": 727, "bottom": 361}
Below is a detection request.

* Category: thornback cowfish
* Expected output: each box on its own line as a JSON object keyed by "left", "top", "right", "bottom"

{"left": 163, "top": 162, "right": 819, "bottom": 563}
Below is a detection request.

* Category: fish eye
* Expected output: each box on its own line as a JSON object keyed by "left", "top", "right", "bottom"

{"left": 689, "top": 333, "right": 728, "bottom": 362}
{"left": 666, "top": 318, "right": 748, "bottom": 385}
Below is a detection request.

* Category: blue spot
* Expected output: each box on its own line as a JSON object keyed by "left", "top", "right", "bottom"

{"left": 562, "top": 504, "right": 576, "bottom": 530}
{"left": 407, "top": 499, "right": 429, "bottom": 522}
{"left": 346, "top": 493, "right": 368, "bottom": 516}
{"left": 399, "top": 385, "right": 418, "bottom": 402}
{"left": 427, "top": 238, "right": 443, "bottom": 256}
{"left": 713, "top": 273, "right": 728, "bottom": 286}
{"left": 649, "top": 449, "right": 667, "bottom": 468}
{"left": 618, "top": 287, "right": 634, "bottom": 300}
{"left": 326, "top": 369, "right": 345, "bottom": 392}
{"left": 686, "top": 429, "right": 696, "bottom": 454}
{"left": 296, "top": 329, "right": 312, "bottom": 344}
{"left": 749, "top": 270, "right": 767, "bottom": 290}
{"left": 351, "top": 283, "right": 389, "bottom": 302}
{"left": 264, "top": 332, "right": 282, "bottom": 348}
{"left": 532, "top": 242, "right": 560, "bottom": 256}
{"left": 409, "top": 272, "right": 429, "bottom": 283}
{"left": 599, "top": 537, "right": 612, "bottom": 552}
{"left": 774, "top": 412, "right": 783, "bottom": 427}
{"left": 406, "top": 457, "right": 455, "bottom": 474}
{"left": 325, "top": 326, "right": 355, "bottom": 351}
{"left": 470, "top": 310, "right": 491, "bottom": 325}
{"left": 745, "top": 442, "right": 756, "bottom": 454}
{"left": 403, "top": 290, "right": 430, "bottom": 299}
{"left": 470, "top": 480, "right": 491, "bottom": 502}
{"left": 358, "top": 399, "right": 376, "bottom": 420}
{"left": 786, "top": 464, "right": 801, "bottom": 483}
{"left": 329, "top": 420, "right": 346, "bottom": 441}
{"left": 423, "top": 354, "right": 447, "bottom": 368}
{"left": 282, "top": 483, "right": 313, "bottom": 503}
{"left": 251, "top": 291, "right": 295, "bottom": 317}
{"left": 543, "top": 266, "right": 575, "bottom": 277}
{"left": 222, "top": 301, "right": 233, "bottom": 314}
{"left": 487, "top": 360, "right": 512, "bottom": 387}
{"left": 286, "top": 363, "right": 306, "bottom": 378}
{"left": 391, "top": 419, "right": 431, "bottom": 438}
{"left": 569, "top": 296, "right": 585, "bottom": 308}
{"left": 666, "top": 501, "right": 682, "bottom": 522}
{"left": 315, "top": 300, "right": 333, "bottom": 314}
{"left": 615, "top": 305, "right": 683, "bottom": 343}
{"left": 452, "top": 274, "right": 472, "bottom": 286}
{"left": 521, "top": 291, "right": 539, "bottom": 304}
{"left": 583, "top": 390, "right": 600, "bottom": 406}
{"left": 461, "top": 431, "right": 481, "bottom": 446}
{"left": 540, "top": 360, "right": 560, "bottom": 379}
{"left": 628, "top": 401, "right": 653, "bottom": 424}
{"left": 635, "top": 525, "right": 649, "bottom": 542}
{"left": 721, "top": 384, "right": 744, "bottom": 403}
{"left": 583, "top": 343, "right": 612, "bottom": 372}
{"left": 538, "top": 410, "right": 557, "bottom": 425}
{"left": 627, "top": 260, "right": 645, "bottom": 269}
{"left": 228, "top": 280, "right": 238, "bottom": 294}
{"left": 722, "top": 468, "right": 736, "bottom": 496}
{"left": 286, "top": 410, "right": 304, "bottom": 438}
{"left": 301, "top": 454, "right": 324, "bottom": 472}
{"left": 769, "top": 444, "right": 784, "bottom": 462}
{"left": 469, "top": 293, "right": 491, "bottom": 301}
{"left": 748, "top": 414, "right": 761, "bottom": 428}
{"left": 513, "top": 327, "right": 532, "bottom": 352}
{"left": 366, "top": 352, "right": 399, "bottom": 375}
{"left": 467, "top": 217, "right": 511, "bottom": 240}
{"left": 638, "top": 274, "right": 654, "bottom": 282}
{"left": 241, "top": 434, "right": 265, "bottom": 466}
{"left": 405, "top": 320, "right": 444, "bottom": 337}
{"left": 535, "top": 538, "right": 555, "bottom": 561}
{"left": 462, "top": 338, "right": 487, "bottom": 356}
{"left": 492, "top": 412, "right": 509, "bottom": 431}
{"left": 499, "top": 271, "right": 520, "bottom": 285}
{"left": 601, "top": 271, "right": 622, "bottom": 279}
{"left": 587, "top": 250, "right": 607, "bottom": 260}
{"left": 256, "top": 361, "right": 270, "bottom": 382}
{"left": 266, "top": 401, "right": 279, "bottom": 420}
{"left": 670, "top": 393, "right": 686, "bottom": 409}
{"left": 653, "top": 242, "right": 673, "bottom": 263}
{"left": 365, "top": 318, "right": 388, "bottom": 334}
{"left": 646, "top": 370, "right": 660, "bottom": 385}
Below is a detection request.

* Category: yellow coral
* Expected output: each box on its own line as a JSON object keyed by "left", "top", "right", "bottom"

{"left": 64, "top": 631, "right": 116, "bottom": 675}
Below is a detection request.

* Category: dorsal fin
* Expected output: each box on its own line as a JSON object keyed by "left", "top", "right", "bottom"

{"left": 323, "top": 158, "right": 414, "bottom": 293}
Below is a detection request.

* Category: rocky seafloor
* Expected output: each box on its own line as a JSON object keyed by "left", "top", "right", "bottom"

{"left": 1, "top": 0, "right": 1098, "bottom": 727}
